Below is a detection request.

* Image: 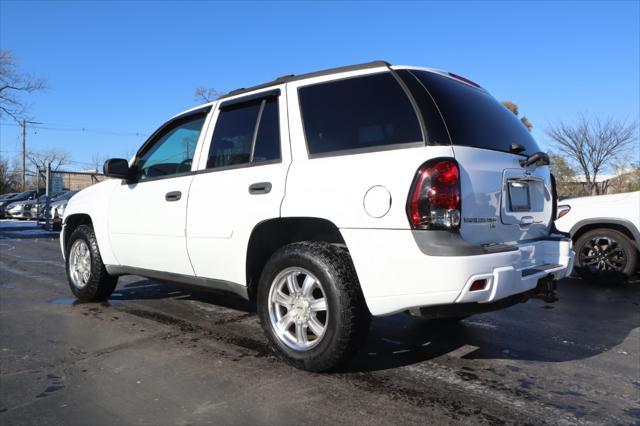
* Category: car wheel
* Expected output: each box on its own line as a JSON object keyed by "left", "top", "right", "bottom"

{"left": 66, "top": 224, "right": 118, "bottom": 301}
{"left": 257, "top": 242, "right": 370, "bottom": 372}
{"left": 574, "top": 228, "right": 637, "bottom": 285}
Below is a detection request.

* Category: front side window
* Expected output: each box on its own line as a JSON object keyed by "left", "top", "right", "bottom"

{"left": 136, "top": 115, "right": 206, "bottom": 180}
{"left": 298, "top": 72, "right": 422, "bottom": 156}
{"left": 207, "top": 97, "right": 281, "bottom": 169}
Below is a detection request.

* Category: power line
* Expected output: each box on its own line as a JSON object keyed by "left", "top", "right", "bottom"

{"left": 0, "top": 121, "right": 149, "bottom": 137}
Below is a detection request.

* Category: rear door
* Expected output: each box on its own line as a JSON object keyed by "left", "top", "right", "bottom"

{"left": 402, "top": 69, "right": 553, "bottom": 245}
{"left": 186, "top": 88, "right": 290, "bottom": 285}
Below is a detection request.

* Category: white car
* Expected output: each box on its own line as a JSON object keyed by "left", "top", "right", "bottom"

{"left": 60, "top": 61, "right": 574, "bottom": 371}
{"left": 555, "top": 191, "right": 639, "bottom": 284}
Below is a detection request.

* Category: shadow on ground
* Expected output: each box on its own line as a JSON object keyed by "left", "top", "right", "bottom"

{"left": 90, "top": 274, "right": 640, "bottom": 373}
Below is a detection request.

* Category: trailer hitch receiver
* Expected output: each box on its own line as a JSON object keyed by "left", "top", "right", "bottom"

{"left": 531, "top": 275, "right": 558, "bottom": 303}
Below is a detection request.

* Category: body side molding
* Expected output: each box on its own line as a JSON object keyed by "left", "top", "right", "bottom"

{"left": 105, "top": 265, "right": 249, "bottom": 299}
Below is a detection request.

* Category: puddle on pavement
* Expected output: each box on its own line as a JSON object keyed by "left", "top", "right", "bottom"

{"left": 35, "top": 372, "right": 66, "bottom": 398}
{"left": 48, "top": 298, "right": 118, "bottom": 307}
{"left": 48, "top": 298, "right": 80, "bottom": 305}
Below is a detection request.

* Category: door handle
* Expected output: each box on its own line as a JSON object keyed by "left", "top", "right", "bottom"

{"left": 520, "top": 215, "right": 534, "bottom": 225}
{"left": 248, "top": 182, "right": 272, "bottom": 195}
{"left": 165, "top": 191, "right": 182, "bottom": 202}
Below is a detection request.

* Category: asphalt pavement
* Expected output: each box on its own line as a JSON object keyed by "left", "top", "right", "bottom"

{"left": 1, "top": 220, "right": 638, "bottom": 425}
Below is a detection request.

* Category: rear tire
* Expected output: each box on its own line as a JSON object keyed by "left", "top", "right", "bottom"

{"left": 65, "top": 224, "right": 118, "bottom": 301}
{"left": 574, "top": 228, "right": 637, "bottom": 285}
{"left": 257, "top": 242, "right": 370, "bottom": 372}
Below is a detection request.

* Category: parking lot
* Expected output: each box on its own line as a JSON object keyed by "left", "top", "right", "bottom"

{"left": 0, "top": 220, "right": 638, "bottom": 425}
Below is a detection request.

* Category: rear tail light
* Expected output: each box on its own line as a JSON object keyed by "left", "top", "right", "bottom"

{"left": 407, "top": 158, "right": 461, "bottom": 230}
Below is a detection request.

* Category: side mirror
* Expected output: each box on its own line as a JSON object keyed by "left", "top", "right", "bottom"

{"left": 103, "top": 158, "right": 133, "bottom": 180}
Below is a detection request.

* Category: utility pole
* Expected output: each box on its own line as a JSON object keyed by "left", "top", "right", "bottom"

{"left": 45, "top": 162, "right": 51, "bottom": 229}
{"left": 20, "top": 120, "right": 43, "bottom": 190}
{"left": 22, "top": 120, "right": 26, "bottom": 191}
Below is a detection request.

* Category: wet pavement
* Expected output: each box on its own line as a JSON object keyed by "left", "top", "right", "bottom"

{"left": 1, "top": 220, "right": 639, "bottom": 425}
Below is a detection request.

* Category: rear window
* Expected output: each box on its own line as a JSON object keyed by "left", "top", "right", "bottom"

{"left": 299, "top": 72, "right": 422, "bottom": 156}
{"left": 407, "top": 70, "right": 540, "bottom": 155}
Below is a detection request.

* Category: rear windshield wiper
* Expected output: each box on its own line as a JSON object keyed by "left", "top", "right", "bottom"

{"left": 519, "top": 151, "right": 550, "bottom": 168}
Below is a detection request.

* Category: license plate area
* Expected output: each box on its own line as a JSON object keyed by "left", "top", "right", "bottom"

{"left": 508, "top": 179, "right": 531, "bottom": 212}
{"left": 500, "top": 169, "right": 550, "bottom": 227}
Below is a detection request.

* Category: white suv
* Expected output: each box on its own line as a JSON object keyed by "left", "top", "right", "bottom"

{"left": 61, "top": 61, "right": 574, "bottom": 371}
{"left": 555, "top": 191, "right": 639, "bottom": 284}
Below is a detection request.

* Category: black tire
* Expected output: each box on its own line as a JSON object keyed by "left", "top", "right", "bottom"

{"left": 257, "top": 242, "right": 370, "bottom": 372}
{"left": 574, "top": 228, "right": 637, "bottom": 285}
{"left": 65, "top": 224, "right": 118, "bottom": 301}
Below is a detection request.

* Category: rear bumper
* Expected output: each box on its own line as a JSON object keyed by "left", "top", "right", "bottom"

{"left": 341, "top": 229, "right": 574, "bottom": 316}
{"left": 453, "top": 238, "right": 573, "bottom": 304}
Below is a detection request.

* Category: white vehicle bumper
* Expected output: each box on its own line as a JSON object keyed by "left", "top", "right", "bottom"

{"left": 341, "top": 229, "right": 575, "bottom": 316}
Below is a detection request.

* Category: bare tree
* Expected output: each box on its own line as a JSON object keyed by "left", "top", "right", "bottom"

{"left": 548, "top": 152, "right": 583, "bottom": 198}
{"left": 501, "top": 101, "right": 533, "bottom": 131}
{"left": 0, "top": 157, "right": 21, "bottom": 193}
{"left": 27, "top": 148, "right": 71, "bottom": 173}
{"left": 546, "top": 115, "right": 638, "bottom": 195}
{"left": 0, "top": 50, "right": 46, "bottom": 121}
{"left": 194, "top": 86, "right": 222, "bottom": 104}
{"left": 91, "top": 153, "right": 110, "bottom": 172}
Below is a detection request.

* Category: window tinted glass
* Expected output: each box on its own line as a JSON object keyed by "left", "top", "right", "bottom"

{"left": 395, "top": 69, "right": 450, "bottom": 146}
{"left": 408, "top": 70, "right": 540, "bottom": 155}
{"left": 252, "top": 98, "right": 280, "bottom": 163}
{"left": 207, "top": 97, "right": 281, "bottom": 168}
{"left": 137, "top": 115, "right": 205, "bottom": 180}
{"left": 207, "top": 101, "right": 261, "bottom": 168}
{"left": 299, "top": 72, "right": 422, "bottom": 155}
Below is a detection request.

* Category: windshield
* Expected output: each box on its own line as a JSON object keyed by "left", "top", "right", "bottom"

{"left": 404, "top": 70, "right": 540, "bottom": 156}
{"left": 12, "top": 191, "right": 34, "bottom": 199}
{"left": 53, "top": 191, "right": 76, "bottom": 201}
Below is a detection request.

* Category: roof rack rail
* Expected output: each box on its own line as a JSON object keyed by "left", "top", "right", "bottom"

{"left": 218, "top": 60, "right": 391, "bottom": 100}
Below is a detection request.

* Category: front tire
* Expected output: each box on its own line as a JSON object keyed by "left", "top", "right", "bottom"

{"left": 257, "top": 242, "right": 370, "bottom": 372}
{"left": 574, "top": 228, "right": 637, "bottom": 285}
{"left": 65, "top": 224, "right": 118, "bottom": 301}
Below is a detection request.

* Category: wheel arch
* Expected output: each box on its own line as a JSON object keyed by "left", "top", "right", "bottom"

{"left": 62, "top": 213, "right": 94, "bottom": 252}
{"left": 570, "top": 218, "right": 640, "bottom": 251}
{"left": 245, "top": 217, "right": 346, "bottom": 301}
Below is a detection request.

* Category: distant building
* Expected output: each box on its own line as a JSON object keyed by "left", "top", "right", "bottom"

{"left": 52, "top": 170, "right": 108, "bottom": 191}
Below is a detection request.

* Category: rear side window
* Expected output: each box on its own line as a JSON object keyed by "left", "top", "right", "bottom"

{"left": 207, "top": 97, "right": 281, "bottom": 168}
{"left": 252, "top": 98, "right": 280, "bottom": 163}
{"left": 299, "top": 72, "right": 422, "bottom": 156}
{"left": 407, "top": 70, "right": 540, "bottom": 155}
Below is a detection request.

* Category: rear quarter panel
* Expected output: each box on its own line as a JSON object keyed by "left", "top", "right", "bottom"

{"left": 282, "top": 75, "right": 454, "bottom": 228}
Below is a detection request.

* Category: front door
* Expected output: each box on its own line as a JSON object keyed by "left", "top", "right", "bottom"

{"left": 108, "top": 111, "right": 209, "bottom": 275}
